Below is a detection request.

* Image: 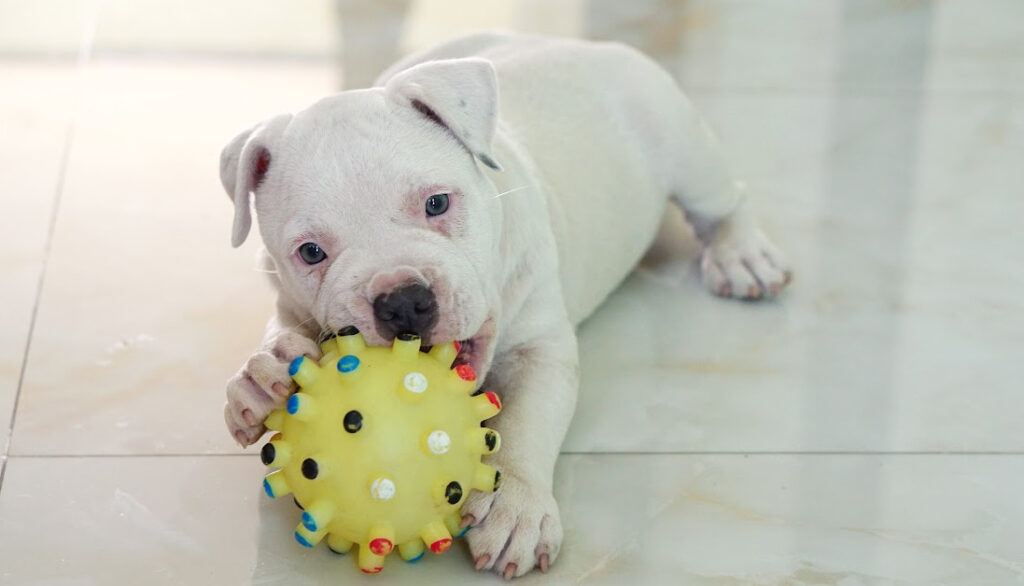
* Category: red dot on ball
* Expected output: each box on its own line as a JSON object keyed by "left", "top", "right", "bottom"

{"left": 485, "top": 391, "right": 501, "bottom": 410}
{"left": 370, "top": 538, "right": 393, "bottom": 555}
{"left": 430, "top": 538, "right": 453, "bottom": 554}
{"left": 456, "top": 364, "right": 476, "bottom": 381}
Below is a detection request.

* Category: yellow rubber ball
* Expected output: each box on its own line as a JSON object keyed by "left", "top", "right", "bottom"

{"left": 259, "top": 328, "right": 502, "bottom": 574}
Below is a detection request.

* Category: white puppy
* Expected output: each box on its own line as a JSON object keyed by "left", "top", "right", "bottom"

{"left": 220, "top": 32, "right": 790, "bottom": 579}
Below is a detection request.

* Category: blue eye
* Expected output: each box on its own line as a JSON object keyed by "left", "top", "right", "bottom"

{"left": 298, "top": 242, "right": 326, "bottom": 265}
{"left": 425, "top": 193, "right": 449, "bottom": 217}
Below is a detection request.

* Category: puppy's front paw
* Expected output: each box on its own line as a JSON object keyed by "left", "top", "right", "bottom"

{"left": 224, "top": 331, "right": 320, "bottom": 447}
{"left": 701, "top": 226, "right": 792, "bottom": 299}
{"left": 462, "top": 473, "right": 562, "bottom": 579}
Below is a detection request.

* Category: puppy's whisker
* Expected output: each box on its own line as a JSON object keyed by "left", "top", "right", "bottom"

{"left": 253, "top": 267, "right": 278, "bottom": 274}
{"left": 492, "top": 185, "right": 529, "bottom": 200}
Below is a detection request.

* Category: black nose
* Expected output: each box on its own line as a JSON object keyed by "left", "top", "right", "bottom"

{"left": 372, "top": 283, "right": 439, "bottom": 339}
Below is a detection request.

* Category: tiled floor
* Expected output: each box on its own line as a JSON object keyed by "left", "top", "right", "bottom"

{"left": 1, "top": 1, "right": 1022, "bottom": 584}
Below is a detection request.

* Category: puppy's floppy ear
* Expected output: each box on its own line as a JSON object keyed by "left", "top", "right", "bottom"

{"left": 385, "top": 57, "right": 502, "bottom": 171}
{"left": 219, "top": 114, "right": 292, "bottom": 247}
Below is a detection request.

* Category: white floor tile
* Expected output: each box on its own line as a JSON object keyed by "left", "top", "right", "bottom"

{"left": 9, "top": 60, "right": 338, "bottom": 456}
{"left": 1, "top": 454, "right": 1021, "bottom": 585}
{"left": 0, "top": 62, "right": 79, "bottom": 440}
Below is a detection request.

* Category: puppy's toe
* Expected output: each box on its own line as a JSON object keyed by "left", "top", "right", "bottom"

{"left": 269, "top": 331, "right": 321, "bottom": 364}
{"left": 461, "top": 488, "right": 498, "bottom": 529}
{"left": 224, "top": 402, "right": 266, "bottom": 447}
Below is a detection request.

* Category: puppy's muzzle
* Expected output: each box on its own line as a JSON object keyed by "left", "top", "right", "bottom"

{"left": 373, "top": 283, "right": 439, "bottom": 340}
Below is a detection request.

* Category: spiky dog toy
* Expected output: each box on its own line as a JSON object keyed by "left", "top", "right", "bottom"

{"left": 260, "top": 327, "right": 502, "bottom": 574}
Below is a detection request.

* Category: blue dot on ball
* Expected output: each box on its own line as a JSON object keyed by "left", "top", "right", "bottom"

{"left": 286, "top": 394, "right": 300, "bottom": 415}
{"left": 263, "top": 478, "right": 274, "bottom": 498}
{"left": 295, "top": 531, "right": 313, "bottom": 548}
{"left": 288, "top": 356, "right": 304, "bottom": 376}
{"left": 302, "top": 512, "right": 317, "bottom": 532}
{"left": 337, "top": 355, "right": 360, "bottom": 373}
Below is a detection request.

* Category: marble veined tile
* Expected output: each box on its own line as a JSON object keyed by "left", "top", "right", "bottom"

{"left": 565, "top": 92, "right": 1024, "bottom": 453}
{"left": 8, "top": 60, "right": 338, "bottom": 456}
{"left": 587, "top": 0, "right": 1024, "bottom": 94}
{"left": 0, "top": 454, "right": 1021, "bottom": 585}
{"left": 0, "top": 62, "right": 79, "bottom": 446}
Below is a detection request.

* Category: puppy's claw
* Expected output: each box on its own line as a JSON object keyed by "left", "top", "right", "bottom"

{"left": 539, "top": 554, "right": 549, "bottom": 573}
{"left": 233, "top": 430, "right": 248, "bottom": 447}
{"left": 503, "top": 563, "right": 517, "bottom": 580}
{"left": 460, "top": 514, "right": 475, "bottom": 529}
{"left": 475, "top": 554, "right": 491, "bottom": 571}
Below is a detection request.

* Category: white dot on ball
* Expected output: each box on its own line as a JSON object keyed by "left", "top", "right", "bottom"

{"left": 370, "top": 478, "right": 396, "bottom": 501}
{"left": 404, "top": 372, "right": 428, "bottom": 394}
{"left": 427, "top": 430, "right": 451, "bottom": 454}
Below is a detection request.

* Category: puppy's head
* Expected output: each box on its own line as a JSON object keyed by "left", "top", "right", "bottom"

{"left": 220, "top": 58, "right": 503, "bottom": 374}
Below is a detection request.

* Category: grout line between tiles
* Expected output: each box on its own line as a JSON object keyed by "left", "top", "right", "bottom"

{"left": 0, "top": 8, "right": 96, "bottom": 497}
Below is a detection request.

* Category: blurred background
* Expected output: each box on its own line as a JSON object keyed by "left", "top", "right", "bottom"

{"left": 2, "top": 1, "right": 1023, "bottom": 584}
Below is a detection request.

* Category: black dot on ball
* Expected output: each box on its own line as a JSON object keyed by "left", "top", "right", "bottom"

{"left": 343, "top": 410, "right": 363, "bottom": 433}
{"left": 293, "top": 496, "right": 304, "bottom": 510}
{"left": 445, "top": 481, "right": 463, "bottom": 505}
{"left": 318, "top": 331, "right": 337, "bottom": 343}
{"left": 338, "top": 325, "right": 359, "bottom": 337}
{"left": 485, "top": 431, "right": 497, "bottom": 451}
{"left": 260, "top": 443, "right": 276, "bottom": 465}
{"left": 493, "top": 470, "right": 502, "bottom": 490}
{"left": 396, "top": 332, "right": 420, "bottom": 342}
{"left": 301, "top": 458, "right": 319, "bottom": 479}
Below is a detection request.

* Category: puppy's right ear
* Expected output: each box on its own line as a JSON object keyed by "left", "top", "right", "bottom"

{"left": 219, "top": 114, "right": 292, "bottom": 247}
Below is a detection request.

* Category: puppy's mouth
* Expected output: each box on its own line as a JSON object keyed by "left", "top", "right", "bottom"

{"left": 420, "top": 334, "right": 484, "bottom": 371}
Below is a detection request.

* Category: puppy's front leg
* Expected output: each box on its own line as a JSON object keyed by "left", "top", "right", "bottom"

{"left": 461, "top": 319, "right": 579, "bottom": 579}
{"left": 223, "top": 311, "right": 320, "bottom": 447}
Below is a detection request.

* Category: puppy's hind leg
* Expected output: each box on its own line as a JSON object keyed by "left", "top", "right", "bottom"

{"left": 663, "top": 93, "right": 792, "bottom": 299}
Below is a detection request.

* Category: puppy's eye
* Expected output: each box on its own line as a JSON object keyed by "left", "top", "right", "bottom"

{"left": 298, "top": 242, "right": 327, "bottom": 265}
{"left": 425, "top": 193, "right": 450, "bottom": 217}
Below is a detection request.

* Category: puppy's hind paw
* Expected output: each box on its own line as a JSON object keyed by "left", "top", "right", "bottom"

{"left": 701, "top": 226, "right": 792, "bottom": 300}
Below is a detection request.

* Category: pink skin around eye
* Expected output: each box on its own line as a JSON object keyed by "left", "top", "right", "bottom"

{"left": 289, "top": 232, "right": 338, "bottom": 268}
{"left": 414, "top": 185, "right": 459, "bottom": 234}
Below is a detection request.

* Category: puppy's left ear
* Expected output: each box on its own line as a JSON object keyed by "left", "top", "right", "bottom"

{"left": 385, "top": 57, "right": 502, "bottom": 171}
